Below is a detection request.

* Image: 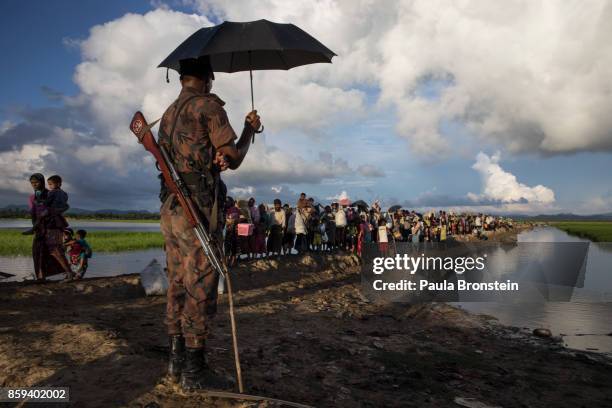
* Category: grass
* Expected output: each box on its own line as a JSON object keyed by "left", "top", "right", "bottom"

{"left": 0, "top": 229, "right": 164, "bottom": 256}
{"left": 550, "top": 221, "right": 612, "bottom": 242}
{"left": 1, "top": 218, "right": 160, "bottom": 223}
{"left": 65, "top": 219, "right": 160, "bottom": 223}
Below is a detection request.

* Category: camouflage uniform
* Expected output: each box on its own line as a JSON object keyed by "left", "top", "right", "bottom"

{"left": 159, "top": 86, "right": 236, "bottom": 349}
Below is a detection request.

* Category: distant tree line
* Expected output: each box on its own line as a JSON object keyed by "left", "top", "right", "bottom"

{"left": 0, "top": 208, "right": 160, "bottom": 220}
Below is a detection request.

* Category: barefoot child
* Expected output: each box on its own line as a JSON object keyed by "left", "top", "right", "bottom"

{"left": 65, "top": 229, "right": 92, "bottom": 280}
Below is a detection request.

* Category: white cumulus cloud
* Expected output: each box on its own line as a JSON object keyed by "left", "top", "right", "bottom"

{"left": 0, "top": 145, "right": 53, "bottom": 194}
{"left": 71, "top": 7, "right": 366, "bottom": 180}
{"left": 468, "top": 152, "right": 555, "bottom": 205}
{"left": 199, "top": 0, "right": 612, "bottom": 157}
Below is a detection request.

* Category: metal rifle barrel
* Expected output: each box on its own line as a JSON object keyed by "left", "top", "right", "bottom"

{"left": 160, "top": 145, "right": 182, "bottom": 183}
{"left": 193, "top": 225, "right": 227, "bottom": 279}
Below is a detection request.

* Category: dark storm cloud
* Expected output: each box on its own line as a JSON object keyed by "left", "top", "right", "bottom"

{"left": 0, "top": 99, "right": 364, "bottom": 211}
{"left": 0, "top": 188, "right": 29, "bottom": 209}
{"left": 41, "top": 149, "right": 161, "bottom": 210}
{"left": 0, "top": 101, "right": 95, "bottom": 152}
{"left": 0, "top": 122, "right": 50, "bottom": 151}
{"left": 401, "top": 194, "right": 528, "bottom": 208}
{"left": 0, "top": 100, "right": 163, "bottom": 210}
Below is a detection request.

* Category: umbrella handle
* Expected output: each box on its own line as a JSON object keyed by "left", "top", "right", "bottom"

{"left": 250, "top": 67, "right": 254, "bottom": 111}
{"left": 248, "top": 53, "right": 264, "bottom": 142}
{"left": 252, "top": 125, "right": 263, "bottom": 144}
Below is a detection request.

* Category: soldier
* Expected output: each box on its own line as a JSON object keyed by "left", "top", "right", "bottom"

{"left": 158, "top": 56, "right": 261, "bottom": 390}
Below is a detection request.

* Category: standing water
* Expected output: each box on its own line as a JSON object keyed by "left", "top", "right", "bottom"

{"left": 0, "top": 220, "right": 164, "bottom": 282}
{"left": 459, "top": 226, "right": 612, "bottom": 356}
{"left": 1, "top": 222, "right": 611, "bottom": 355}
{"left": 0, "top": 249, "right": 166, "bottom": 282}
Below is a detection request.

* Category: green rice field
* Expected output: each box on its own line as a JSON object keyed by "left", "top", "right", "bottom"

{"left": 550, "top": 221, "right": 612, "bottom": 242}
{"left": 0, "top": 229, "right": 163, "bottom": 256}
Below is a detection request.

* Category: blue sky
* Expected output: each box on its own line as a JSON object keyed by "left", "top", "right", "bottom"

{"left": 1, "top": 1, "right": 611, "bottom": 214}
{"left": 0, "top": 1, "right": 149, "bottom": 110}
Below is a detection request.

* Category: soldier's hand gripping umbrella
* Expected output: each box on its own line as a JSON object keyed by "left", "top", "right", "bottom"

{"left": 158, "top": 19, "right": 337, "bottom": 142}
{"left": 129, "top": 18, "right": 334, "bottom": 404}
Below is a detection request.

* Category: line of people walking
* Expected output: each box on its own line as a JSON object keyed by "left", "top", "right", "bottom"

{"left": 222, "top": 193, "right": 514, "bottom": 265}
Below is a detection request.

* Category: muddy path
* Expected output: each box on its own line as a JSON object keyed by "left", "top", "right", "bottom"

{"left": 451, "top": 223, "right": 534, "bottom": 243}
{"left": 1, "top": 254, "right": 611, "bottom": 407}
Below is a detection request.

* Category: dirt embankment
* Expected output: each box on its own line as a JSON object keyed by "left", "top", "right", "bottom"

{"left": 451, "top": 223, "right": 534, "bottom": 243}
{"left": 1, "top": 253, "right": 611, "bottom": 407}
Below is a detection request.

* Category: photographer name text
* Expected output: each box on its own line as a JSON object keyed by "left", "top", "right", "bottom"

{"left": 372, "top": 279, "right": 519, "bottom": 292}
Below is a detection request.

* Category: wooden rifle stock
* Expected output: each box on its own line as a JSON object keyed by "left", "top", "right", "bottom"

{"left": 128, "top": 111, "right": 202, "bottom": 227}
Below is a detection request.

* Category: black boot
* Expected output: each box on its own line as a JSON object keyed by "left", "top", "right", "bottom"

{"left": 180, "top": 347, "right": 230, "bottom": 391}
{"left": 167, "top": 335, "right": 184, "bottom": 382}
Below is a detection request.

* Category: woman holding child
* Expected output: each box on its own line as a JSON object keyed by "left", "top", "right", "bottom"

{"left": 27, "top": 173, "right": 72, "bottom": 280}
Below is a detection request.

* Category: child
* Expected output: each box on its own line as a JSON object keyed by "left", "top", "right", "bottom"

{"left": 319, "top": 219, "right": 328, "bottom": 252}
{"left": 23, "top": 174, "right": 69, "bottom": 235}
{"left": 377, "top": 218, "right": 389, "bottom": 255}
{"left": 312, "top": 219, "right": 323, "bottom": 252}
{"left": 62, "top": 228, "right": 77, "bottom": 281}
{"left": 65, "top": 229, "right": 92, "bottom": 280}
{"left": 283, "top": 206, "right": 296, "bottom": 255}
{"left": 63, "top": 228, "right": 75, "bottom": 264}
{"left": 267, "top": 200, "right": 285, "bottom": 257}
{"left": 440, "top": 223, "right": 447, "bottom": 242}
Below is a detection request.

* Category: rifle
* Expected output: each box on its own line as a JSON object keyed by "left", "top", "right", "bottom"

{"left": 129, "top": 111, "right": 244, "bottom": 393}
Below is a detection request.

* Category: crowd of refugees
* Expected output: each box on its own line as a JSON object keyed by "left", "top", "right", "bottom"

{"left": 24, "top": 171, "right": 512, "bottom": 279}
{"left": 26, "top": 173, "right": 92, "bottom": 281}
{"left": 222, "top": 192, "right": 514, "bottom": 265}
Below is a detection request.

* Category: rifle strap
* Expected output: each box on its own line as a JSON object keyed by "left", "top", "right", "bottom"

{"left": 168, "top": 94, "right": 220, "bottom": 233}
{"left": 167, "top": 94, "right": 200, "bottom": 161}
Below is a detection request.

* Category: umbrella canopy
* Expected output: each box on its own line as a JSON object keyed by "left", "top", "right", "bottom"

{"left": 352, "top": 200, "right": 368, "bottom": 209}
{"left": 388, "top": 205, "right": 402, "bottom": 212}
{"left": 339, "top": 198, "right": 351, "bottom": 206}
{"left": 159, "top": 19, "right": 336, "bottom": 110}
{"left": 159, "top": 19, "right": 336, "bottom": 73}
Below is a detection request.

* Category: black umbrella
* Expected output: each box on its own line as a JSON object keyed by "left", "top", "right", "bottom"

{"left": 158, "top": 19, "right": 336, "bottom": 111}
{"left": 388, "top": 205, "right": 402, "bottom": 212}
{"left": 352, "top": 200, "right": 368, "bottom": 209}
